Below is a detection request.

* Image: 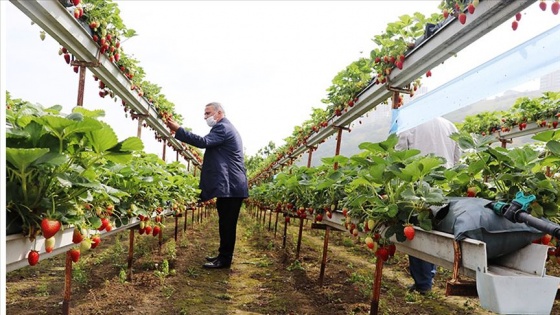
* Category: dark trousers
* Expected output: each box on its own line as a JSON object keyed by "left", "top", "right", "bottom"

{"left": 409, "top": 255, "right": 436, "bottom": 291}
{"left": 216, "top": 197, "right": 243, "bottom": 262}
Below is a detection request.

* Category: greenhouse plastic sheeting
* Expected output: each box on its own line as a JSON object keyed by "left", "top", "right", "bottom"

{"left": 392, "top": 23, "right": 560, "bottom": 134}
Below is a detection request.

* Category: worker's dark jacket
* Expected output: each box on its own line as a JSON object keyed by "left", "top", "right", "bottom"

{"left": 174, "top": 117, "right": 249, "bottom": 201}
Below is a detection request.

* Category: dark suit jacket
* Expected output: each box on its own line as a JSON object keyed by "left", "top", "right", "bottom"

{"left": 174, "top": 117, "right": 249, "bottom": 201}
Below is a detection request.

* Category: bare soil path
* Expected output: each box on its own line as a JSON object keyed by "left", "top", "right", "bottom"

{"left": 6, "top": 208, "right": 560, "bottom": 314}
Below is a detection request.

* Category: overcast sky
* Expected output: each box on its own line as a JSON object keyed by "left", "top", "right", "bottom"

{"left": 2, "top": 1, "right": 559, "bottom": 159}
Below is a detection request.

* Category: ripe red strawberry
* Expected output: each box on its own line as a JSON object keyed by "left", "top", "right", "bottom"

{"left": 388, "top": 244, "right": 397, "bottom": 257}
{"left": 73, "top": 8, "right": 81, "bottom": 19}
{"left": 467, "top": 187, "right": 477, "bottom": 197}
{"left": 98, "top": 217, "right": 109, "bottom": 231}
{"left": 443, "top": 9, "right": 449, "bottom": 19}
{"left": 315, "top": 214, "right": 323, "bottom": 222}
{"left": 515, "top": 12, "right": 522, "bottom": 21}
{"left": 73, "top": 0, "right": 80, "bottom": 5}
{"left": 145, "top": 225, "right": 153, "bottom": 235}
{"left": 153, "top": 225, "right": 161, "bottom": 237}
{"left": 72, "top": 228, "right": 84, "bottom": 244}
{"left": 458, "top": 13, "right": 467, "bottom": 24}
{"left": 342, "top": 208, "right": 348, "bottom": 217}
{"left": 69, "top": 248, "right": 80, "bottom": 263}
{"left": 45, "top": 237, "right": 55, "bottom": 253}
{"left": 376, "top": 247, "right": 389, "bottom": 262}
{"left": 468, "top": 3, "right": 475, "bottom": 14}
{"left": 553, "top": 121, "right": 558, "bottom": 128}
{"left": 73, "top": 65, "right": 79, "bottom": 73}
{"left": 91, "top": 235, "right": 101, "bottom": 249}
{"left": 326, "top": 211, "right": 332, "bottom": 219}
{"left": 426, "top": 70, "right": 432, "bottom": 77}
{"left": 512, "top": 20, "right": 518, "bottom": 31}
{"left": 63, "top": 53, "right": 70, "bottom": 64}
{"left": 552, "top": 1, "right": 560, "bottom": 15}
{"left": 542, "top": 234, "right": 553, "bottom": 245}
{"left": 41, "top": 218, "right": 61, "bottom": 239}
{"left": 404, "top": 225, "right": 415, "bottom": 240}
{"left": 28, "top": 250, "right": 40, "bottom": 266}
{"left": 395, "top": 61, "right": 403, "bottom": 70}
{"left": 540, "top": 0, "right": 547, "bottom": 11}
{"left": 105, "top": 221, "right": 113, "bottom": 232}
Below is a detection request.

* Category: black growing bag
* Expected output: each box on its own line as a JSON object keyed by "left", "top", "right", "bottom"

{"left": 432, "top": 197, "right": 544, "bottom": 260}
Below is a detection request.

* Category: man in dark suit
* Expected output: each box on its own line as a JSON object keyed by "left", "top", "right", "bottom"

{"left": 166, "top": 102, "right": 249, "bottom": 269}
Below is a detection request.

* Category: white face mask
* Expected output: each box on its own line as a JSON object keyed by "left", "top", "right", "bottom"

{"left": 206, "top": 114, "right": 217, "bottom": 127}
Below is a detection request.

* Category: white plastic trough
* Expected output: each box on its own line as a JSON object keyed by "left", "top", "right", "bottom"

{"left": 324, "top": 212, "right": 559, "bottom": 315}
{"left": 395, "top": 227, "right": 559, "bottom": 315}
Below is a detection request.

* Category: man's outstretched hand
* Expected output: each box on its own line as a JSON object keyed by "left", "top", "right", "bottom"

{"left": 166, "top": 118, "right": 180, "bottom": 132}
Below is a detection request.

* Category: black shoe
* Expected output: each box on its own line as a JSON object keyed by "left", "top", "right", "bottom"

{"left": 407, "top": 284, "right": 430, "bottom": 295}
{"left": 205, "top": 255, "right": 219, "bottom": 262}
{"left": 203, "top": 259, "right": 231, "bottom": 269}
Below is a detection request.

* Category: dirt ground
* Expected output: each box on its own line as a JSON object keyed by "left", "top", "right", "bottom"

{"left": 6, "top": 207, "right": 560, "bottom": 315}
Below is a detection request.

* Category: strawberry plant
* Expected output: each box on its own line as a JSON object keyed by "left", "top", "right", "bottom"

{"left": 459, "top": 92, "right": 560, "bottom": 135}
{"left": 447, "top": 131, "right": 560, "bottom": 218}
{"left": 5, "top": 93, "right": 198, "bottom": 245}
{"left": 343, "top": 134, "right": 448, "bottom": 242}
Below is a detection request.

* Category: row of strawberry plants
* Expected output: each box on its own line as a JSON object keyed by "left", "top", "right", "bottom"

{"left": 44, "top": 0, "right": 204, "bottom": 165}
{"left": 5, "top": 92, "right": 200, "bottom": 265}
{"left": 248, "top": 0, "right": 559, "bottom": 183}
{"left": 459, "top": 91, "right": 560, "bottom": 135}
{"left": 248, "top": 128, "right": 560, "bottom": 255}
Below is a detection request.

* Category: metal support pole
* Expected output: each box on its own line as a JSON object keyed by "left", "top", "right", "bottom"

{"left": 296, "top": 217, "right": 304, "bottom": 260}
{"left": 76, "top": 65, "right": 86, "bottom": 106}
{"left": 282, "top": 216, "right": 289, "bottom": 249}
{"left": 127, "top": 229, "right": 135, "bottom": 281}
{"left": 174, "top": 215, "right": 179, "bottom": 242}
{"left": 192, "top": 207, "right": 195, "bottom": 228}
{"left": 136, "top": 116, "right": 143, "bottom": 139}
{"left": 158, "top": 225, "right": 163, "bottom": 255}
{"left": 71, "top": 60, "right": 99, "bottom": 107}
{"left": 370, "top": 258, "right": 385, "bottom": 315}
{"left": 319, "top": 226, "right": 330, "bottom": 286}
{"left": 307, "top": 147, "right": 313, "bottom": 168}
{"left": 62, "top": 251, "right": 73, "bottom": 315}
{"left": 274, "top": 212, "right": 279, "bottom": 238}
{"left": 162, "top": 139, "right": 167, "bottom": 161}
{"left": 334, "top": 128, "right": 343, "bottom": 170}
